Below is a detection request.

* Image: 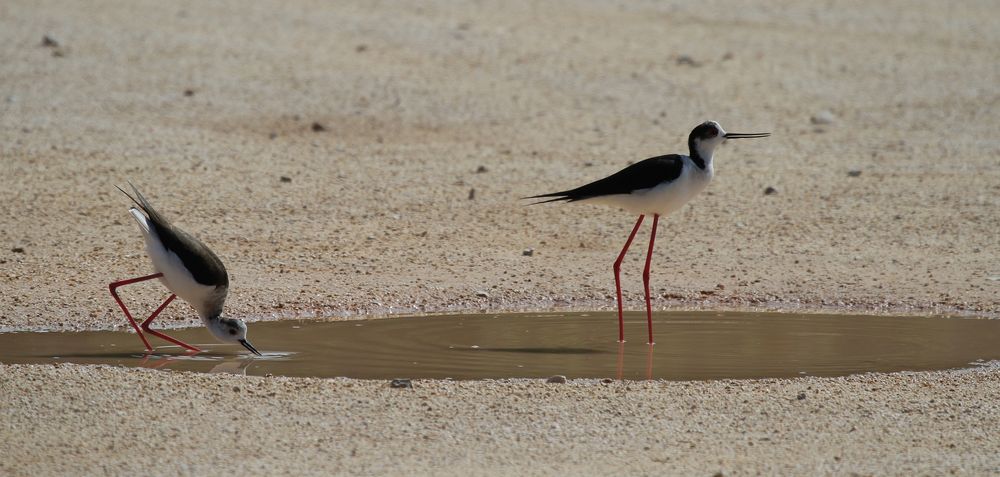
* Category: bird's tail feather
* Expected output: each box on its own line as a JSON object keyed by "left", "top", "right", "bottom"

{"left": 521, "top": 190, "right": 575, "bottom": 205}
{"left": 522, "top": 196, "right": 572, "bottom": 205}
{"left": 116, "top": 181, "right": 167, "bottom": 225}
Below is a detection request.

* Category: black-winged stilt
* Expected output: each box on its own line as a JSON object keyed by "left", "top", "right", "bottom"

{"left": 526, "top": 121, "right": 770, "bottom": 344}
{"left": 109, "top": 183, "right": 261, "bottom": 355}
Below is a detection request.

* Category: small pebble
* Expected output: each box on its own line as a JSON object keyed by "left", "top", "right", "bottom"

{"left": 601, "top": 378, "right": 614, "bottom": 384}
{"left": 311, "top": 122, "right": 326, "bottom": 132}
{"left": 847, "top": 170, "right": 862, "bottom": 177}
{"left": 522, "top": 248, "right": 534, "bottom": 257}
{"left": 676, "top": 55, "right": 700, "bottom": 67}
{"left": 764, "top": 186, "right": 777, "bottom": 195}
{"left": 546, "top": 375, "right": 567, "bottom": 384}
{"left": 183, "top": 89, "right": 195, "bottom": 97}
{"left": 475, "top": 291, "right": 489, "bottom": 298}
{"left": 355, "top": 44, "right": 368, "bottom": 53}
{"left": 390, "top": 379, "right": 412, "bottom": 389}
{"left": 41, "top": 35, "right": 59, "bottom": 48}
{"left": 468, "top": 188, "right": 475, "bottom": 200}
{"left": 475, "top": 165, "right": 488, "bottom": 173}
{"left": 810, "top": 110, "right": 836, "bottom": 125}
{"left": 797, "top": 392, "right": 806, "bottom": 400}
{"left": 279, "top": 176, "right": 292, "bottom": 183}
{"left": 11, "top": 247, "right": 25, "bottom": 253}
{"left": 269, "top": 132, "right": 278, "bottom": 140}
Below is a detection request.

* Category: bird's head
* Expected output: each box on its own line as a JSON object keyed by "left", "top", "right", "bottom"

{"left": 207, "top": 316, "right": 261, "bottom": 356}
{"left": 688, "top": 120, "right": 770, "bottom": 160}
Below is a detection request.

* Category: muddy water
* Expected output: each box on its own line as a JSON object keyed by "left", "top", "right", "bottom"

{"left": 1, "top": 311, "right": 998, "bottom": 380}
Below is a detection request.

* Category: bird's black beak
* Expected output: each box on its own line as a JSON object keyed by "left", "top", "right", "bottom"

{"left": 724, "top": 132, "right": 771, "bottom": 139}
{"left": 239, "top": 339, "right": 262, "bottom": 356}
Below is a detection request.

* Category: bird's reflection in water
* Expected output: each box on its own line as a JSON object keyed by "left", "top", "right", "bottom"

{"left": 616, "top": 342, "right": 625, "bottom": 379}
{"left": 209, "top": 357, "right": 254, "bottom": 375}
{"left": 137, "top": 348, "right": 200, "bottom": 369}
{"left": 646, "top": 343, "right": 653, "bottom": 380}
{"left": 615, "top": 342, "right": 655, "bottom": 380}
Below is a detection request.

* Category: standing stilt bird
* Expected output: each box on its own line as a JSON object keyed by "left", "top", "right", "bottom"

{"left": 109, "top": 183, "right": 261, "bottom": 355}
{"left": 526, "top": 121, "right": 769, "bottom": 344}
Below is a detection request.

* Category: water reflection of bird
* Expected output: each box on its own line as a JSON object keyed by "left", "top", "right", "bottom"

{"left": 109, "top": 183, "right": 261, "bottom": 356}
{"left": 526, "top": 121, "right": 769, "bottom": 344}
{"left": 209, "top": 358, "right": 255, "bottom": 375}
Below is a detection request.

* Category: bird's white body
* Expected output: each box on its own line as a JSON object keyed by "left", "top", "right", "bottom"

{"left": 129, "top": 209, "right": 226, "bottom": 320}
{"left": 582, "top": 155, "right": 714, "bottom": 215}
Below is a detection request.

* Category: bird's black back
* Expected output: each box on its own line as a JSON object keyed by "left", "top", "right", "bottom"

{"left": 119, "top": 184, "right": 229, "bottom": 288}
{"left": 527, "top": 154, "right": 685, "bottom": 203}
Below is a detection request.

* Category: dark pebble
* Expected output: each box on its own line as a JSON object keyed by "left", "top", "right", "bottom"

{"left": 183, "top": 89, "right": 195, "bottom": 97}
{"left": 847, "top": 170, "right": 862, "bottom": 177}
{"left": 41, "top": 35, "right": 59, "bottom": 48}
{"left": 764, "top": 186, "right": 777, "bottom": 195}
{"left": 601, "top": 378, "right": 614, "bottom": 384}
{"left": 468, "top": 188, "right": 475, "bottom": 200}
{"left": 522, "top": 248, "right": 534, "bottom": 257}
{"left": 476, "top": 165, "right": 488, "bottom": 173}
{"left": 546, "top": 375, "right": 567, "bottom": 384}
{"left": 355, "top": 44, "right": 368, "bottom": 53}
{"left": 311, "top": 122, "right": 326, "bottom": 132}
{"left": 390, "top": 379, "right": 412, "bottom": 389}
{"left": 280, "top": 176, "right": 292, "bottom": 183}
{"left": 797, "top": 392, "right": 806, "bottom": 400}
{"left": 676, "top": 55, "right": 700, "bottom": 67}
{"left": 11, "top": 247, "right": 25, "bottom": 253}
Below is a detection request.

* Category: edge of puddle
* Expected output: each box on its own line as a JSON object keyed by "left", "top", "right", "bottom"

{"left": 3, "top": 298, "right": 995, "bottom": 335}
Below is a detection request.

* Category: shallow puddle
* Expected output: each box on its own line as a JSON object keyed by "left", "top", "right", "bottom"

{"left": 1, "top": 312, "right": 998, "bottom": 380}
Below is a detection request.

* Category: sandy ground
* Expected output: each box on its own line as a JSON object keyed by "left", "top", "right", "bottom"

{"left": 2, "top": 362, "right": 999, "bottom": 476}
{"left": 1, "top": 0, "right": 998, "bottom": 474}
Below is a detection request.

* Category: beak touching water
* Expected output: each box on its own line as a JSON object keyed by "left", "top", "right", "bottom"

{"left": 239, "top": 339, "right": 262, "bottom": 356}
{"left": 724, "top": 132, "right": 771, "bottom": 139}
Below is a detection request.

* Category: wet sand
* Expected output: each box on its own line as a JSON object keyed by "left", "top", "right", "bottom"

{"left": 1, "top": 0, "right": 998, "bottom": 474}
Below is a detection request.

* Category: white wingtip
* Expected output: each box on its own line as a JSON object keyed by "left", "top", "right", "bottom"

{"left": 128, "top": 207, "right": 151, "bottom": 235}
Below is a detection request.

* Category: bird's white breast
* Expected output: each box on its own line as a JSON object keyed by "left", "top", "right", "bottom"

{"left": 144, "top": 229, "right": 225, "bottom": 319}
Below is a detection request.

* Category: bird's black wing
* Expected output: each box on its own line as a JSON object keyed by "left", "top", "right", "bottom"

{"left": 525, "top": 155, "right": 684, "bottom": 203}
{"left": 118, "top": 183, "right": 229, "bottom": 287}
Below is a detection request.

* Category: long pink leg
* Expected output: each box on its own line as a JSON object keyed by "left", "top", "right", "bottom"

{"left": 140, "top": 294, "right": 202, "bottom": 352}
{"left": 642, "top": 214, "right": 660, "bottom": 345}
{"left": 109, "top": 273, "right": 164, "bottom": 351}
{"left": 613, "top": 215, "right": 645, "bottom": 342}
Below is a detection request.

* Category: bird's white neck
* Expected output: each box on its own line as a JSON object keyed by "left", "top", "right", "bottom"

{"left": 689, "top": 139, "right": 719, "bottom": 171}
